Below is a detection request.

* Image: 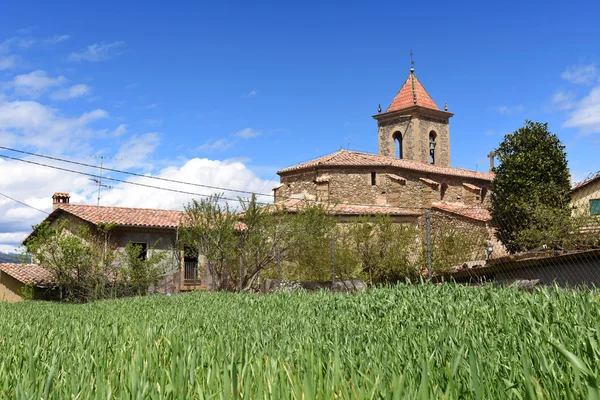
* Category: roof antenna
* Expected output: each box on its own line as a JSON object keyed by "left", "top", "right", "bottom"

{"left": 409, "top": 49, "right": 415, "bottom": 73}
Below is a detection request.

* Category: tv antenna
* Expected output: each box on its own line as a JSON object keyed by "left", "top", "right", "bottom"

{"left": 90, "top": 155, "right": 120, "bottom": 206}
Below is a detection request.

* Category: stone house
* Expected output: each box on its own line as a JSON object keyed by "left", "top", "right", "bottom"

{"left": 0, "top": 263, "right": 55, "bottom": 302}
{"left": 274, "top": 66, "right": 496, "bottom": 256}
{"left": 21, "top": 193, "right": 210, "bottom": 293}
{"left": 572, "top": 173, "right": 600, "bottom": 216}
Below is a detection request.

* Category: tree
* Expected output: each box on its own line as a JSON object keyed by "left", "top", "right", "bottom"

{"left": 491, "top": 121, "right": 572, "bottom": 253}
{"left": 179, "top": 194, "right": 238, "bottom": 290}
{"left": 119, "top": 241, "right": 168, "bottom": 296}
{"left": 23, "top": 221, "right": 117, "bottom": 302}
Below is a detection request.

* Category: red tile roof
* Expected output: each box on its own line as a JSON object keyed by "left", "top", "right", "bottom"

{"left": 463, "top": 183, "right": 482, "bottom": 191}
{"left": 387, "top": 72, "right": 439, "bottom": 112}
{"left": 278, "top": 149, "right": 494, "bottom": 181}
{"left": 431, "top": 201, "right": 491, "bottom": 222}
{"left": 0, "top": 263, "right": 54, "bottom": 286}
{"left": 270, "top": 198, "right": 421, "bottom": 217}
{"left": 386, "top": 173, "right": 406, "bottom": 183}
{"left": 419, "top": 177, "right": 439, "bottom": 187}
{"left": 314, "top": 175, "right": 331, "bottom": 183}
{"left": 572, "top": 172, "right": 600, "bottom": 192}
{"left": 55, "top": 204, "right": 184, "bottom": 228}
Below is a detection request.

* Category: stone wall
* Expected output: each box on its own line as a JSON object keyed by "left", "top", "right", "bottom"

{"left": 377, "top": 112, "right": 450, "bottom": 167}
{"left": 572, "top": 179, "right": 600, "bottom": 216}
{"left": 276, "top": 166, "right": 492, "bottom": 209}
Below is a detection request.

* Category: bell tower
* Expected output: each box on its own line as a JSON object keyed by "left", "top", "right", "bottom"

{"left": 373, "top": 66, "right": 453, "bottom": 167}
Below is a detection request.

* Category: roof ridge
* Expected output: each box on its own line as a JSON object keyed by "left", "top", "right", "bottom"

{"left": 60, "top": 203, "right": 182, "bottom": 213}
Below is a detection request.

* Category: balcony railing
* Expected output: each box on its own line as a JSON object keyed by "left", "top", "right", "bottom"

{"left": 184, "top": 262, "right": 199, "bottom": 283}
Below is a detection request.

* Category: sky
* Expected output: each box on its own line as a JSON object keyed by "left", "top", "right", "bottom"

{"left": 1, "top": 0, "right": 600, "bottom": 252}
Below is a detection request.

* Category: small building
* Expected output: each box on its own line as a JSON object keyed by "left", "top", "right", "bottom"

{"left": 572, "top": 173, "right": 600, "bottom": 216}
{"left": 0, "top": 263, "right": 55, "bottom": 302}
{"left": 23, "top": 193, "right": 210, "bottom": 293}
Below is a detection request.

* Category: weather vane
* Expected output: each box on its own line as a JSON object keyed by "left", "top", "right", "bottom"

{"left": 409, "top": 50, "right": 415, "bottom": 72}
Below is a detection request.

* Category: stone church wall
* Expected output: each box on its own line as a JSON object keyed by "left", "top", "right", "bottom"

{"left": 276, "top": 167, "right": 492, "bottom": 210}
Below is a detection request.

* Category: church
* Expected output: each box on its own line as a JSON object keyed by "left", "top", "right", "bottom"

{"left": 273, "top": 66, "right": 494, "bottom": 225}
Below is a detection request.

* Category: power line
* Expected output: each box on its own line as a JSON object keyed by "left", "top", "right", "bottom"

{"left": 0, "top": 146, "right": 274, "bottom": 198}
{"left": 0, "top": 153, "right": 250, "bottom": 204}
{"left": 0, "top": 192, "right": 49, "bottom": 215}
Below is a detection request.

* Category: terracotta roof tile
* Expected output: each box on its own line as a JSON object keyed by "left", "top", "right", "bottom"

{"left": 419, "top": 177, "right": 439, "bottom": 187}
{"left": 431, "top": 201, "right": 491, "bottom": 222}
{"left": 387, "top": 72, "right": 438, "bottom": 112}
{"left": 0, "top": 263, "right": 54, "bottom": 286}
{"left": 55, "top": 204, "right": 184, "bottom": 228}
{"left": 463, "top": 183, "right": 481, "bottom": 191}
{"left": 278, "top": 149, "right": 493, "bottom": 181}
{"left": 386, "top": 173, "right": 406, "bottom": 183}
{"left": 314, "top": 175, "right": 331, "bottom": 183}
{"left": 572, "top": 172, "right": 600, "bottom": 192}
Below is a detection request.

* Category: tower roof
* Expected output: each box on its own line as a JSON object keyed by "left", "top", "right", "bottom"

{"left": 386, "top": 71, "right": 439, "bottom": 112}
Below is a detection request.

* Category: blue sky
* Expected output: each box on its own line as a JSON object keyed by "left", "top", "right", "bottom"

{"left": 1, "top": 0, "right": 599, "bottom": 251}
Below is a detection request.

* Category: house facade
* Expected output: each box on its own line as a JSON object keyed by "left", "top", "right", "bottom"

{"left": 572, "top": 173, "right": 600, "bottom": 216}
{"left": 21, "top": 193, "right": 210, "bottom": 293}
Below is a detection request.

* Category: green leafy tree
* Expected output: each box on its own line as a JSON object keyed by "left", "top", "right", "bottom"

{"left": 23, "top": 221, "right": 117, "bottom": 302}
{"left": 119, "top": 241, "right": 168, "bottom": 296}
{"left": 491, "top": 121, "right": 572, "bottom": 253}
{"left": 179, "top": 194, "right": 238, "bottom": 291}
{"left": 235, "top": 194, "right": 294, "bottom": 291}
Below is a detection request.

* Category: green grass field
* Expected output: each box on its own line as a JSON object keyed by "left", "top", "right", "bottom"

{"left": 1, "top": 284, "right": 599, "bottom": 399}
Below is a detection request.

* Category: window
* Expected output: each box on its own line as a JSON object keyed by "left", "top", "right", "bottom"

{"left": 393, "top": 131, "right": 403, "bottom": 159}
{"left": 371, "top": 172, "right": 377, "bottom": 186}
{"left": 131, "top": 242, "right": 148, "bottom": 261}
{"left": 440, "top": 183, "right": 448, "bottom": 200}
{"left": 590, "top": 199, "right": 600, "bottom": 215}
{"left": 429, "top": 131, "right": 437, "bottom": 164}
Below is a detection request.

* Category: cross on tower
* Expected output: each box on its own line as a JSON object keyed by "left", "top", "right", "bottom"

{"left": 409, "top": 50, "right": 414, "bottom": 67}
{"left": 487, "top": 151, "right": 496, "bottom": 171}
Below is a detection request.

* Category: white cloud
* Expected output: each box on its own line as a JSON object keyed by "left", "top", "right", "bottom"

{"left": 114, "top": 132, "right": 161, "bottom": 169}
{"left": 50, "top": 84, "right": 92, "bottom": 100}
{"left": 561, "top": 64, "right": 597, "bottom": 85}
{"left": 17, "top": 26, "right": 38, "bottom": 34}
{"left": 0, "top": 55, "right": 17, "bottom": 70}
{"left": 45, "top": 34, "right": 70, "bottom": 44}
{"left": 197, "top": 138, "right": 236, "bottom": 153}
{"left": 551, "top": 91, "right": 576, "bottom": 111}
{"left": 495, "top": 105, "right": 524, "bottom": 116}
{"left": 563, "top": 86, "right": 600, "bottom": 134}
{"left": 485, "top": 129, "right": 495, "bottom": 136}
{"left": 68, "top": 41, "right": 125, "bottom": 62}
{"left": 11, "top": 70, "right": 67, "bottom": 97}
{"left": 145, "top": 103, "right": 158, "bottom": 109}
{"left": 234, "top": 128, "right": 261, "bottom": 138}
{"left": 113, "top": 124, "right": 128, "bottom": 136}
{"left": 242, "top": 89, "right": 258, "bottom": 98}
{"left": 0, "top": 37, "right": 35, "bottom": 53}
{"left": 0, "top": 98, "right": 109, "bottom": 153}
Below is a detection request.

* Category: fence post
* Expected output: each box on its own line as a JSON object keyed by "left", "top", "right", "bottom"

{"left": 331, "top": 234, "right": 336, "bottom": 283}
{"left": 277, "top": 248, "right": 281, "bottom": 281}
{"left": 239, "top": 254, "right": 243, "bottom": 291}
{"left": 426, "top": 209, "right": 433, "bottom": 280}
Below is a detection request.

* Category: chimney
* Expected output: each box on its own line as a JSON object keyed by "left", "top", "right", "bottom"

{"left": 52, "top": 192, "right": 70, "bottom": 210}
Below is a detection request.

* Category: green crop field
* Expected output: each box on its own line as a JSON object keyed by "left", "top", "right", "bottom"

{"left": 1, "top": 284, "right": 600, "bottom": 399}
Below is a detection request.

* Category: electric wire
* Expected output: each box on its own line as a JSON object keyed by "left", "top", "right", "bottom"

{"left": 0, "top": 191, "right": 49, "bottom": 215}
{"left": 0, "top": 146, "right": 273, "bottom": 198}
